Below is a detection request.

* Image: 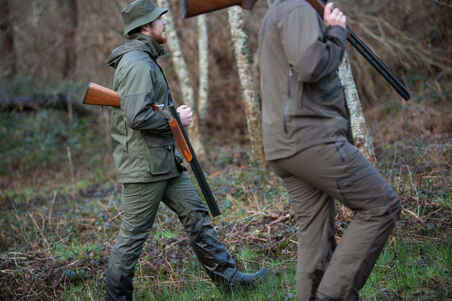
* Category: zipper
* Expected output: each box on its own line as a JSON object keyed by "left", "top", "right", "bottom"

{"left": 124, "top": 118, "right": 128, "bottom": 152}
{"left": 283, "top": 68, "right": 293, "bottom": 134}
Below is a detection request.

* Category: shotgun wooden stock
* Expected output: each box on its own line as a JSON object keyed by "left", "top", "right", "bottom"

{"left": 169, "top": 118, "right": 193, "bottom": 162}
{"left": 83, "top": 82, "right": 120, "bottom": 107}
{"left": 83, "top": 82, "right": 189, "bottom": 160}
{"left": 83, "top": 82, "right": 221, "bottom": 217}
{"left": 184, "top": 0, "right": 257, "bottom": 18}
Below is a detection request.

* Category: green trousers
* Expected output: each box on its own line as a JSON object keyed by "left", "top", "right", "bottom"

{"left": 105, "top": 172, "right": 237, "bottom": 301}
{"left": 270, "top": 141, "right": 401, "bottom": 301}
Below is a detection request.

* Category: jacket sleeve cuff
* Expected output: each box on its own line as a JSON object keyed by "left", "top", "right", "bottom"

{"left": 325, "top": 26, "right": 348, "bottom": 48}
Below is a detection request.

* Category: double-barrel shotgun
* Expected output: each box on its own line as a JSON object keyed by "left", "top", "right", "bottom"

{"left": 83, "top": 83, "right": 222, "bottom": 217}
{"left": 184, "top": 0, "right": 411, "bottom": 101}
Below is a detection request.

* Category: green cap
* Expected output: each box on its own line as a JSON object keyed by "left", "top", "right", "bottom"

{"left": 122, "top": 0, "right": 168, "bottom": 38}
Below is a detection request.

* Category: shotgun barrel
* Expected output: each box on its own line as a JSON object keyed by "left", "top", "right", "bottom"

{"left": 184, "top": 0, "right": 410, "bottom": 101}
{"left": 307, "top": 0, "right": 411, "bottom": 100}
{"left": 168, "top": 101, "right": 221, "bottom": 217}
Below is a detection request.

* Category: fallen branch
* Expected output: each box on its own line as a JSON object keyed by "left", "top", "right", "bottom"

{"left": 1, "top": 94, "right": 92, "bottom": 116}
{"left": 402, "top": 208, "right": 425, "bottom": 225}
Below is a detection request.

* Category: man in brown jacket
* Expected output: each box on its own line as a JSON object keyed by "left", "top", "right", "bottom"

{"left": 258, "top": 1, "right": 401, "bottom": 300}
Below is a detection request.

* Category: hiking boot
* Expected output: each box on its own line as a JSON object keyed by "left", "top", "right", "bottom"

{"left": 228, "top": 267, "right": 269, "bottom": 289}
{"left": 105, "top": 292, "right": 133, "bottom": 301}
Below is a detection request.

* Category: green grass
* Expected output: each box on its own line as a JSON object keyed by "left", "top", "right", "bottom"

{"left": 134, "top": 268, "right": 296, "bottom": 301}
{"left": 362, "top": 234, "right": 452, "bottom": 300}
{"left": 1, "top": 89, "right": 451, "bottom": 300}
{"left": 433, "top": 192, "right": 452, "bottom": 211}
{"left": 5, "top": 184, "right": 446, "bottom": 301}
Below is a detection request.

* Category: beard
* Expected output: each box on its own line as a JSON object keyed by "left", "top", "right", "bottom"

{"left": 155, "top": 31, "right": 167, "bottom": 44}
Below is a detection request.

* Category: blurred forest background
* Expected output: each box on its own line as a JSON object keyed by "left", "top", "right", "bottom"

{"left": 1, "top": 0, "right": 451, "bottom": 141}
{"left": 0, "top": 0, "right": 451, "bottom": 300}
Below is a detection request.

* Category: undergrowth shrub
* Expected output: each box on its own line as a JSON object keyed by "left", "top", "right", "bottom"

{"left": 0, "top": 110, "right": 91, "bottom": 175}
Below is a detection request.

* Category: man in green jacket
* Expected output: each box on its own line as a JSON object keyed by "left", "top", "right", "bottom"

{"left": 104, "top": 1, "right": 267, "bottom": 300}
{"left": 259, "top": 1, "right": 401, "bottom": 300}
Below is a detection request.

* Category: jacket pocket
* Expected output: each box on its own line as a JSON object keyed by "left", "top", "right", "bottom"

{"left": 148, "top": 144, "right": 173, "bottom": 175}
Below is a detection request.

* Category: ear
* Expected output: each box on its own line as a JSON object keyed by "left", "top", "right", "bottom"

{"left": 140, "top": 23, "right": 153, "bottom": 35}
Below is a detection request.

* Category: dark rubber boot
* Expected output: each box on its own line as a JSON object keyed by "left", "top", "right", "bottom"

{"left": 215, "top": 267, "right": 269, "bottom": 292}
{"left": 230, "top": 267, "right": 269, "bottom": 288}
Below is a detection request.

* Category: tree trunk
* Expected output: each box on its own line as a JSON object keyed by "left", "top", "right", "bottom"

{"left": 156, "top": 0, "right": 205, "bottom": 158}
{"left": 228, "top": 7, "right": 265, "bottom": 166}
{"left": 267, "top": 0, "right": 276, "bottom": 7}
{"left": 0, "top": 0, "right": 16, "bottom": 78}
{"left": 58, "top": 0, "right": 79, "bottom": 79}
{"left": 442, "top": 2, "right": 452, "bottom": 61}
{"left": 338, "top": 52, "right": 376, "bottom": 163}
{"left": 197, "top": 15, "right": 209, "bottom": 140}
{"left": 32, "top": 0, "right": 44, "bottom": 26}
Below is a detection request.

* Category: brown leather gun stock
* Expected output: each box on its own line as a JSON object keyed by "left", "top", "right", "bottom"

{"left": 184, "top": 0, "right": 410, "bottom": 101}
{"left": 83, "top": 82, "right": 221, "bottom": 217}
{"left": 184, "top": 0, "right": 258, "bottom": 18}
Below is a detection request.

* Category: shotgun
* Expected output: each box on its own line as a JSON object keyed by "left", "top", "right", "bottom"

{"left": 83, "top": 82, "right": 221, "bottom": 217}
{"left": 184, "top": 0, "right": 258, "bottom": 18}
{"left": 184, "top": 0, "right": 411, "bottom": 101}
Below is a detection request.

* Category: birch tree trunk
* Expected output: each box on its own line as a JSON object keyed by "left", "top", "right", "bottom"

{"left": 338, "top": 52, "right": 376, "bottom": 163}
{"left": 266, "top": 0, "right": 276, "bottom": 7}
{"left": 156, "top": 0, "right": 205, "bottom": 157}
{"left": 228, "top": 7, "right": 265, "bottom": 165}
{"left": 197, "top": 15, "right": 209, "bottom": 126}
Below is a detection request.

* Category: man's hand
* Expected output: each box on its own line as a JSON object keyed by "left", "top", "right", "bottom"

{"left": 324, "top": 3, "right": 346, "bottom": 28}
{"left": 176, "top": 105, "right": 193, "bottom": 127}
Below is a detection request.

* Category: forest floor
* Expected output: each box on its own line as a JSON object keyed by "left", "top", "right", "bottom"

{"left": 0, "top": 102, "right": 451, "bottom": 300}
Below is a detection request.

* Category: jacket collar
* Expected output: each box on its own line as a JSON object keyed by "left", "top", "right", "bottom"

{"left": 107, "top": 34, "right": 167, "bottom": 68}
{"left": 132, "top": 34, "right": 167, "bottom": 59}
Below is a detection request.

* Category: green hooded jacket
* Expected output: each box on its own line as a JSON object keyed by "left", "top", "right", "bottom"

{"left": 107, "top": 34, "right": 182, "bottom": 183}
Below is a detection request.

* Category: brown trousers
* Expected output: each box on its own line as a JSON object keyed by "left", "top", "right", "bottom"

{"left": 270, "top": 141, "right": 401, "bottom": 301}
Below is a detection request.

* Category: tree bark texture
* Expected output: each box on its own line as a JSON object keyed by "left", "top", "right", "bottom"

{"left": 228, "top": 7, "right": 265, "bottom": 165}
{"left": 196, "top": 14, "right": 211, "bottom": 159}
{"left": 0, "top": 0, "right": 16, "bottom": 78}
{"left": 156, "top": 0, "right": 205, "bottom": 157}
{"left": 442, "top": 2, "right": 452, "bottom": 60}
{"left": 197, "top": 15, "right": 209, "bottom": 122}
{"left": 338, "top": 52, "right": 376, "bottom": 163}
{"left": 228, "top": 7, "right": 265, "bottom": 164}
{"left": 32, "top": 0, "right": 43, "bottom": 26}
{"left": 58, "top": 0, "right": 79, "bottom": 79}
{"left": 267, "top": 0, "right": 276, "bottom": 7}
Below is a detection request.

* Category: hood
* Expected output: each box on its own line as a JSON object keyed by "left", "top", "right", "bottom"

{"left": 107, "top": 34, "right": 166, "bottom": 69}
